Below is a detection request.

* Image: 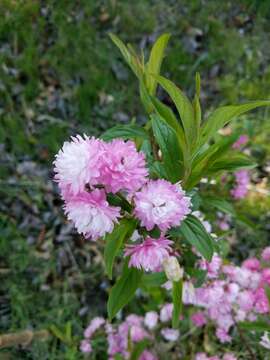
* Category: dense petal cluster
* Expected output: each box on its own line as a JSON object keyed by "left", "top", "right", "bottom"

{"left": 124, "top": 237, "right": 173, "bottom": 272}
{"left": 231, "top": 170, "right": 250, "bottom": 199}
{"left": 64, "top": 189, "right": 120, "bottom": 240}
{"left": 184, "top": 248, "right": 270, "bottom": 343}
{"left": 100, "top": 139, "right": 148, "bottom": 193}
{"left": 54, "top": 135, "right": 149, "bottom": 240}
{"left": 54, "top": 135, "right": 104, "bottom": 195}
{"left": 195, "top": 353, "right": 237, "bottom": 360}
{"left": 134, "top": 179, "right": 191, "bottom": 231}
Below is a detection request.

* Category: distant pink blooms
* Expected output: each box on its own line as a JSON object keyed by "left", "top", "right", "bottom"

{"left": 161, "top": 328, "right": 179, "bottom": 341}
{"left": 262, "top": 247, "right": 270, "bottom": 261}
{"left": 191, "top": 311, "right": 207, "bottom": 327}
{"left": 125, "top": 237, "right": 173, "bottom": 272}
{"left": 134, "top": 179, "right": 191, "bottom": 231}
{"left": 231, "top": 170, "right": 250, "bottom": 199}
{"left": 184, "top": 247, "right": 270, "bottom": 344}
{"left": 64, "top": 189, "right": 120, "bottom": 240}
{"left": 139, "top": 350, "right": 158, "bottom": 360}
{"left": 84, "top": 317, "right": 105, "bottom": 338}
{"left": 80, "top": 339, "right": 92, "bottom": 354}
{"left": 232, "top": 134, "right": 248, "bottom": 149}
{"left": 144, "top": 311, "right": 159, "bottom": 329}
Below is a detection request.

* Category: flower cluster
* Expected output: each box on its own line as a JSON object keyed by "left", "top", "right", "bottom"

{"left": 231, "top": 170, "right": 250, "bottom": 199}
{"left": 185, "top": 247, "right": 270, "bottom": 343}
{"left": 80, "top": 306, "right": 181, "bottom": 359}
{"left": 54, "top": 135, "right": 191, "bottom": 270}
{"left": 232, "top": 134, "right": 248, "bottom": 149}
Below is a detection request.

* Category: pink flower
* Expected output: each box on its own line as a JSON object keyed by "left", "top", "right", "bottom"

{"left": 191, "top": 312, "right": 207, "bottom": 327}
{"left": 130, "top": 325, "right": 149, "bottom": 342}
{"left": 64, "top": 189, "right": 120, "bottom": 240}
{"left": 237, "top": 290, "right": 255, "bottom": 311}
{"left": 161, "top": 328, "right": 179, "bottom": 341}
{"left": 54, "top": 135, "right": 104, "bottom": 195}
{"left": 124, "top": 237, "right": 173, "bottom": 272}
{"left": 199, "top": 253, "right": 222, "bottom": 279}
{"left": 195, "top": 353, "right": 210, "bottom": 360}
{"left": 242, "top": 258, "right": 260, "bottom": 272}
{"left": 80, "top": 339, "right": 92, "bottom": 353}
{"left": 84, "top": 317, "right": 105, "bottom": 338}
{"left": 139, "top": 350, "right": 158, "bottom": 360}
{"left": 134, "top": 179, "right": 191, "bottom": 231}
{"left": 261, "top": 268, "right": 270, "bottom": 286}
{"left": 160, "top": 303, "right": 173, "bottom": 322}
{"left": 232, "top": 134, "right": 248, "bottom": 149}
{"left": 254, "top": 288, "right": 269, "bottom": 313}
{"left": 231, "top": 170, "right": 250, "bottom": 200}
{"left": 262, "top": 247, "right": 270, "bottom": 261}
{"left": 100, "top": 139, "right": 148, "bottom": 193}
{"left": 144, "top": 311, "right": 159, "bottom": 329}
{"left": 216, "top": 328, "right": 231, "bottom": 343}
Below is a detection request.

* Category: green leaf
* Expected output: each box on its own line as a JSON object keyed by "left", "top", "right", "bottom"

{"left": 130, "top": 339, "right": 150, "bottom": 360}
{"left": 151, "top": 114, "right": 183, "bottom": 182}
{"left": 107, "top": 262, "right": 143, "bottom": 320}
{"left": 200, "top": 101, "right": 270, "bottom": 145}
{"left": 145, "top": 33, "right": 171, "bottom": 95}
{"left": 154, "top": 75, "right": 195, "bottom": 147}
{"left": 150, "top": 96, "right": 186, "bottom": 152}
{"left": 239, "top": 321, "right": 270, "bottom": 332}
{"left": 141, "top": 272, "right": 167, "bottom": 288}
{"left": 176, "top": 215, "right": 214, "bottom": 261}
{"left": 207, "top": 153, "right": 256, "bottom": 174}
{"left": 202, "top": 196, "right": 236, "bottom": 216}
{"left": 102, "top": 124, "right": 149, "bottom": 142}
{"left": 186, "top": 268, "right": 207, "bottom": 287}
{"left": 104, "top": 219, "right": 137, "bottom": 279}
{"left": 109, "top": 33, "right": 142, "bottom": 79}
{"left": 172, "top": 279, "right": 183, "bottom": 328}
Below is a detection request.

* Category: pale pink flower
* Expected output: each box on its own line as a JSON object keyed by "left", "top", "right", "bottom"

{"left": 231, "top": 170, "right": 250, "bottom": 199}
{"left": 84, "top": 316, "right": 105, "bottom": 338}
{"left": 100, "top": 139, "right": 148, "bottom": 193}
{"left": 54, "top": 135, "right": 104, "bottom": 195}
{"left": 144, "top": 311, "right": 159, "bottom": 329}
{"left": 134, "top": 179, "right": 191, "bottom": 231}
{"left": 124, "top": 237, "right": 173, "bottom": 272}
{"left": 237, "top": 290, "right": 255, "bottom": 311}
{"left": 161, "top": 328, "right": 179, "bottom": 341}
{"left": 195, "top": 353, "right": 210, "bottom": 360}
{"left": 130, "top": 325, "right": 149, "bottom": 342}
{"left": 191, "top": 312, "right": 207, "bottom": 327}
{"left": 80, "top": 339, "right": 92, "bottom": 353}
{"left": 199, "top": 253, "right": 222, "bottom": 279}
{"left": 262, "top": 247, "right": 270, "bottom": 261}
{"left": 139, "top": 350, "right": 158, "bottom": 360}
{"left": 216, "top": 328, "right": 231, "bottom": 343}
{"left": 64, "top": 189, "right": 120, "bottom": 240}
{"left": 160, "top": 303, "right": 173, "bottom": 322}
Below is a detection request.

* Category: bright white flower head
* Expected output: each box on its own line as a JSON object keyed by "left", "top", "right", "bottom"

{"left": 54, "top": 135, "right": 104, "bottom": 195}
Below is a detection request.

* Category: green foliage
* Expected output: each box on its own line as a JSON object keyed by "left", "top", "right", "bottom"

{"left": 172, "top": 280, "right": 183, "bottom": 328}
{"left": 107, "top": 262, "right": 143, "bottom": 320}
{"left": 104, "top": 218, "right": 137, "bottom": 279}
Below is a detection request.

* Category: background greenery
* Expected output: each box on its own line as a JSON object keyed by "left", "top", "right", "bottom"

{"left": 0, "top": 0, "right": 269, "bottom": 358}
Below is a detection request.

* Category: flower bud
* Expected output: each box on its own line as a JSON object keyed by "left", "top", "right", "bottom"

{"left": 163, "top": 256, "right": 183, "bottom": 282}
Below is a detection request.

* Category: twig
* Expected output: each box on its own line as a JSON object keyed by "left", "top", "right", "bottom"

{"left": 0, "top": 329, "right": 50, "bottom": 348}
